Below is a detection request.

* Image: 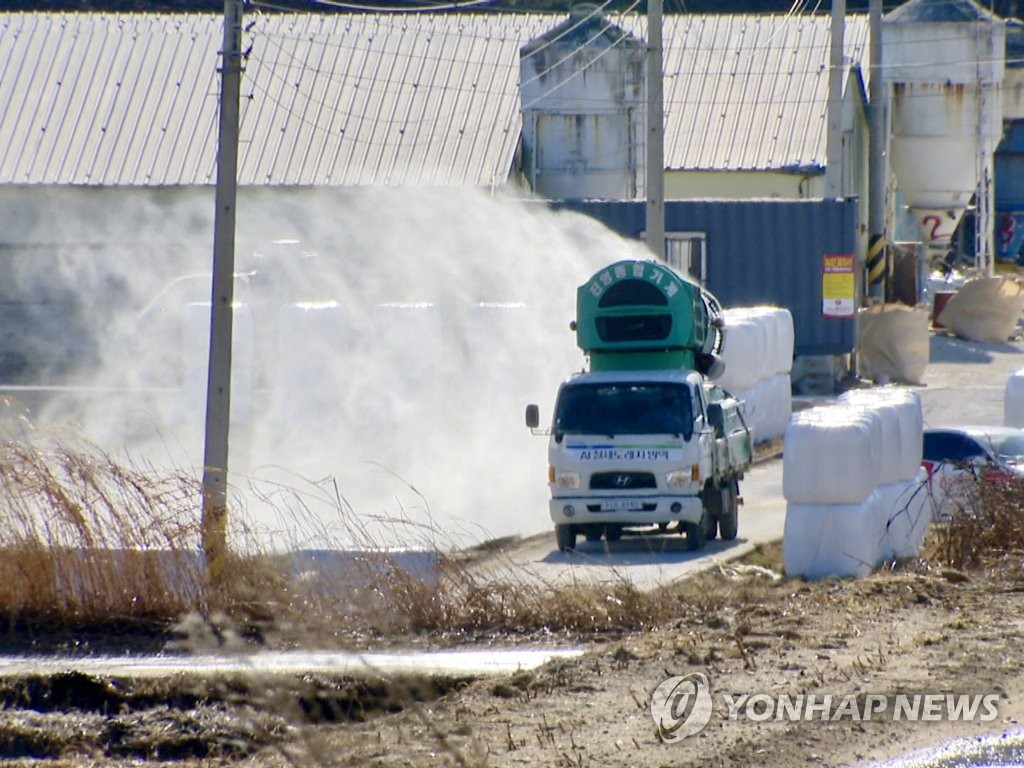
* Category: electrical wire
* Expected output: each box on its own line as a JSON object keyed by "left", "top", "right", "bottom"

{"left": 251, "top": 0, "right": 501, "bottom": 13}
{"left": 242, "top": 2, "right": 645, "bottom": 134}
{"left": 519, "top": 8, "right": 643, "bottom": 94}
{"left": 244, "top": 7, "right": 1010, "bottom": 69}
{"left": 248, "top": 4, "right": 638, "bottom": 94}
{"left": 233, "top": 1, "right": 1014, "bottom": 158}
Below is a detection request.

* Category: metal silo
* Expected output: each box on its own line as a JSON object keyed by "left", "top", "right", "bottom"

{"left": 519, "top": 7, "right": 646, "bottom": 200}
{"left": 883, "top": 0, "right": 1005, "bottom": 271}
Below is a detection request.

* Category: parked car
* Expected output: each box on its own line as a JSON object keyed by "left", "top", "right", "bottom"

{"left": 922, "top": 426, "right": 1024, "bottom": 519}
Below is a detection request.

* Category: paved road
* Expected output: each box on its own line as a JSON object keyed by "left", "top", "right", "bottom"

{"left": 475, "top": 455, "right": 786, "bottom": 590}
{"left": 918, "top": 332, "right": 1024, "bottom": 427}
{"left": 481, "top": 332, "right": 1024, "bottom": 590}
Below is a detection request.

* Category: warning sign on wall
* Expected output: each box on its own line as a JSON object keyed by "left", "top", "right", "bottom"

{"left": 822, "top": 253, "right": 855, "bottom": 318}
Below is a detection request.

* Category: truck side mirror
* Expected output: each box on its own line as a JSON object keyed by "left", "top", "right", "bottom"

{"left": 525, "top": 404, "right": 540, "bottom": 429}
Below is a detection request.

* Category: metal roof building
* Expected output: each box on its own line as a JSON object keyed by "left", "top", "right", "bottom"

{"left": 0, "top": 10, "right": 868, "bottom": 189}
{"left": 659, "top": 14, "right": 868, "bottom": 174}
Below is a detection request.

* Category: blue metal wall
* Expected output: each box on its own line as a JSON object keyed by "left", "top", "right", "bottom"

{"left": 551, "top": 198, "right": 859, "bottom": 357}
{"left": 996, "top": 122, "right": 1024, "bottom": 211}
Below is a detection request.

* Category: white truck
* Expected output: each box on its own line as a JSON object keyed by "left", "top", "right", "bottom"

{"left": 526, "top": 259, "right": 752, "bottom": 552}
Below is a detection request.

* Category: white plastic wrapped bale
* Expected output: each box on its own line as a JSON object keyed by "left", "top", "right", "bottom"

{"left": 837, "top": 388, "right": 923, "bottom": 485}
{"left": 783, "top": 490, "right": 886, "bottom": 579}
{"left": 1005, "top": 369, "right": 1024, "bottom": 428}
{"left": 719, "top": 306, "right": 795, "bottom": 388}
{"left": 717, "top": 313, "right": 767, "bottom": 392}
{"left": 741, "top": 306, "right": 794, "bottom": 375}
{"left": 783, "top": 405, "right": 882, "bottom": 505}
{"left": 770, "top": 308, "right": 795, "bottom": 375}
{"left": 733, "top": 373, "right": 792, "bottom": 445}
{"left": 876, "top": 468, "right": 931, "bottom": 561}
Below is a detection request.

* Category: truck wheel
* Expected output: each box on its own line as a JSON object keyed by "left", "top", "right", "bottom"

{"left": 605, "top": 525, "right": 623, "bottom": 542}
{"left": 584, "top": 527, "right": 603, "bottom": 543}
{"left": 701, "top": 481, "right": 721, "bottom": 541}
{"left": 684, "top": 513, "right": 706, "bottom": 551}
{"left": 555, "top": 525, "right": 577, "bottom": 552}
{"left": 719, "top": 480, "right": 740, "bottom": 541}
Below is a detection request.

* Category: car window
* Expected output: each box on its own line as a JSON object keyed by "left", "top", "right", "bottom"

{"left": 988, "top": 433, "right": 1024, "bottom": 462}
{"left": 922, "top": 432, "right": 990, "bottom": 463}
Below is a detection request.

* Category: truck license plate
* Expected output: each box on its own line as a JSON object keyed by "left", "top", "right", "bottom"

{"left": 600, "top": 499, "right": 644, "bottom": 511}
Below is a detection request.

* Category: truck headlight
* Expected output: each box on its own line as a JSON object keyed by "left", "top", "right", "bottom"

{"left": 666, "top": 468, "right": 696, "bottom": 488}
{"left": 551, "top": 470, "right": 581, "bottom": 489}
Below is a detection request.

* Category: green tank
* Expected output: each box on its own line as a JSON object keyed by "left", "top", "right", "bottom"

{"left": 575, "top": 260, "right": 724, "bottom": 373}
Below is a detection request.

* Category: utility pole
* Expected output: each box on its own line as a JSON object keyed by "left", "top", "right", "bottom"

{"left": 202, "top": 0, "right": 243, "bottom": 596}
{"left": 824, "top": 0, "right": 845, "bottom": 199}
{"left": 975, "top": 11, "right": 996, "bottom": 278}
{"left": 867, "top": 0, "right": 887, "bottom": 302}
{"left": 645, "top": 0, "right": 665, "bottom": 260}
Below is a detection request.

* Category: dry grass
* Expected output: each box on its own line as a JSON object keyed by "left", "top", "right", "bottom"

{"left": 0, "top": 422, "right": 206, "bottom": 622}
{"left": 0, "top": 411, "right": 677, "bottom": 645}
{"left": 386, "top": 562, "right": 676, "bottom": 637}
{"left": 931, "top": 472, "right": 1024, "bottom": 569}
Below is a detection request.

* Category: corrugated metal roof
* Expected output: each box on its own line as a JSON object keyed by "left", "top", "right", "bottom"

{"left": 238, "top": 13, "right": 558, "bottom": 187}
{"left": 652, "top": 14, "right": 869, "bottom": 172}
{"left": 0, "top": 11, "right": 867, "bottom": 187}
{"left": 0, "top": 14, "right": 224, "bottom": 186}
{"left": 0, "top": 12, "right": 555, "bottom": 187}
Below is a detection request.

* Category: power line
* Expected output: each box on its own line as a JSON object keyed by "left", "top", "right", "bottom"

{"left": 230, "top": 6, "right": 1016, "bottom": 156}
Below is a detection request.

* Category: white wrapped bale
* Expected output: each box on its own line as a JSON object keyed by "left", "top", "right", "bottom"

{"left": 876, "top": 468, "right": 931, "bottom": 561}
{"left": 718, "top": 314, "right": 767, "bottom": 391}
{"left": 741, "top": 309, "right": 794, "bottom": 376}
{"left": 783, "top": 405, "right": 882, "bottom": 504}
{"left": 769, "top": 308, "right": 795, "bottom": 375}
{"left": 837, "top": 388, "right": 923, "bottom": 485}
{"left": 734, "top": 373, "right": 792, "bottom": 445}
{"left": 783, "top": 491, "right": 886, "bottom": 579}
{"left": 719, "top": 307, "right": 795, "bottom": 391}
{"left": 1005, "top": 369, "right": 1024, "bottom": 428}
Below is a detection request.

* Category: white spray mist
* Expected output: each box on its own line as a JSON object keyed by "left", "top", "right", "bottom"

{"left": 38, "top": 186, "right": 652, "bottom": 550}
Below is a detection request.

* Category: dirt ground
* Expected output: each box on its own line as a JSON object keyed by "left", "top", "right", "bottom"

{"left": 2, "top": 539, "right": 1024, "bottom": 768}
{"left": 294, "top": 542, "right": 1024, "bottom": 768}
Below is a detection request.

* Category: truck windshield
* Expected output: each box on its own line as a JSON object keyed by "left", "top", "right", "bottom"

{"left": 553, "top": 382, "right": 694, "bottom": 440}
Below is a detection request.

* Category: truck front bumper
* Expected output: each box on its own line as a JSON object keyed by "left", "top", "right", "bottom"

{"left": 549, "top": 495, "right": 704, "bottom": 526}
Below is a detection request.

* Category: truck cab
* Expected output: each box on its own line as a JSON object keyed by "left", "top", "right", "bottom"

{"left": 526, "top": 258, "right": 751, "bottom": 552}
